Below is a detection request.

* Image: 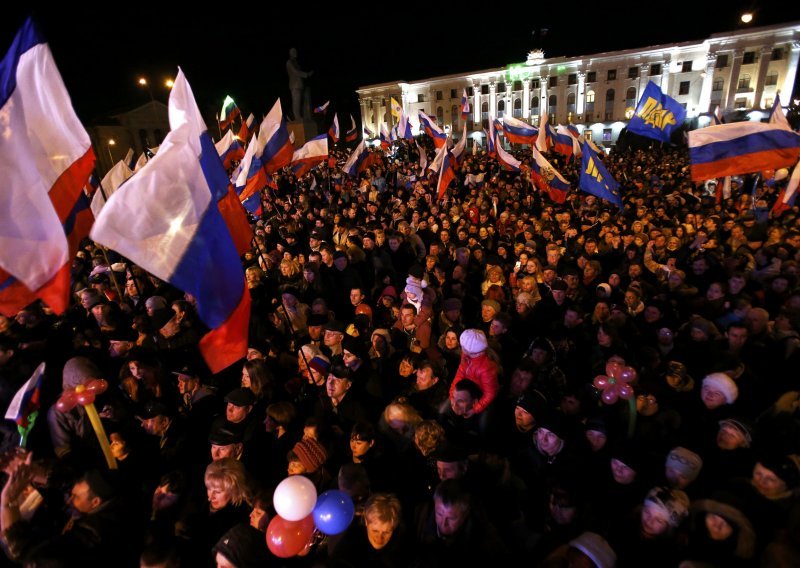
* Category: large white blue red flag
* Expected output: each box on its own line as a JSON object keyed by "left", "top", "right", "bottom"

{"left": 291, "top": 134, "right": 328, "bottom": 177}
{"left": 91, "top": 70, "right": 250, "bottom": 373}
{"left": 418, "top": 111, "right": 447, "bottom": 148}
{"left": 460, "top": 88, "right": 470, "bottom": 120}
{"left": 329, "top": 113, "right": 340, "bottom": 143}
{"left": 531, "top": 147, "right": 571, "bottom": 203}
{"left": 0, "top": 18, "right": 95, "bottom": 317}
{"left": 215, "top": 130, "right": 245, "bottom": 170}
{"left": 219, "top": 96, "right": 240, "bottom": 130}
{"left": 688, "top": 121, "right": 800, "bottom": 181}
{"left": 503, "top": 116, "right": 538, "bottom": 145}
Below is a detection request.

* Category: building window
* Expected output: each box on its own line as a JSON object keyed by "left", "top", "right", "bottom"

{"left": 417, "top": 94, "right": 425, "bottom": 103}
{"left": 497, "top": 83, "right": 506, "bottom": 93}
{"left": 712, "top": 79, "right": 723, "bottom": 91}
{"left": 513, "top": 80, "right": 523, "bottom": 91}
{"left": 531, "top": 79, "right": 540, "bottom": 90}
{"left": 628, "top": 66, "right": 639, "bottom": 79}
{"left": 584, "top": 130, "right": 593, "bottom": 141}
{"left": 771, "top": 48, "right": 784, "bottom": 61}
{"left": 605, "top": 89, "right": 615, "bottom": 102}
{"left": 764, "top": 97, "right": 774, "bottom": 109}
{"left": 567, "top": 92, "right": 576, "bottom": 113}
{"left": 738, "top": 74, "right": 751, "bottom": 90}
{"left": 734, "top": 98, "right": 747, "bottom": 109}
{"left": 436, "top": 91, "right": 443, "bottom": 101}
{"left": 715, "top": 54, "right": 728, "bottom": 68}
{"left": 549, "top": 76, "right": 558, "bottom": 88}
{"left": 681, "top": 61, "right": 692, "bottom": 73}
{"left": 678, "top": 81, "right": 690, "bottom": 95}
{"left": 568, "top": 73, "right": 577, "bottom": 85}
{"left": 603, "top": 128, "right": 612, "bottom": 142}
{"left": 481, "top": 101, "right": 489, "bottom": 119}
{"left": 586, "top": 71, "right": 597, "bottom": 83}
{"left": 497, "top": 100, "right": 505, "bottom": 117}
{"left": 531, "top": 96, "right": 539, "bottom": 111}
{"left": 605, "top": 89, "right": 614, "bottom": 119}
{"left": 481, "top": 85, "right": 489, "bottom": 95}
{"left": 607, "top": 69, "right": 616, "bottom": 81}
{"left": 437, "top": 106, "right": 444, "bottom": 123}
{"left": 450, "top": 89, "right": 457, "bottom": 99}
{"left": 451, "top": 105, "right": 459, "bottom": 123}
{"left": 765, "top": 72, "right": 778, "bottom": 86}
{"left": 548, "top": 94, "right": 557, "bottom": 115}
{"left": 625, "top": 87, "right": 637, "bottom": 107}
{"left": 467, "top": 87, "right": 474, "bottom": 96}
{"left": 513, "top": 98, "right": 522, "bottom": 117}
{"left": 585, "top": 90, "right": 595, "bottom": 113}
{"left": 743, "top": 51, "right": 756, "bottom": 65}
{"left": 650, "top": 63, "right": 661, "bottom": 75}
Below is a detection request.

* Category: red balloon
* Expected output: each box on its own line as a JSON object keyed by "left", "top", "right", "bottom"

{"left": 86, "top": 379, "right": 108, "bottom": 394}
{"left": 76, "top": 392, "right": 95, "bottom": 406}
{"left": 602, "top": 385, "right": 620, "bottom": 405}
{"left": 619, "top": 367, "right": 638, "bottom": 384}
{"left": 56, "top": 390, "right": 78, "bottom": 412}
{"left": 266, "top": 514, "right": 315, "bottom": 558}
{"left": 605, "top": 361, "right": 622, "bottom": 379}
{"left": 618, "top": 384, "right": 634, "bottom": 400}
{"left": 593, "top": 376, "right": 609, "bottom": 389}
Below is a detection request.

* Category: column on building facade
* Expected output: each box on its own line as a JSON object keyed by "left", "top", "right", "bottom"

{"left": 489, "top": 81, "right": 497, "bottom": 119}
{"left": 540, "top": 74, "right": 548, "bottom": 120}
{"left": 576, "top": 71, "right": 585, "bottom": 117}
{"left": 698, "top": 53, "right": 717, "bottom": 114}
{"left": 472, "top": 80, "right": 480, "bottom": 124}
{"left": 523, "top": 79, "right": 531, "bottom": 118}
{"left": 359, "top": 98, "right": 369, "bottom": 132}
{"left": 781, "top": 41, "right": 800, "bottom": 101}
{"left": 724, "top": 49, "right": 745, "bottom": 111}
{"left": 753, "top": 46, "right": 773, "bottom": 108}
{"left": 401, "top": 90, "right": 409, "bottom": 119}
{"left": 660, "top": 57, "right": 672, "bottom": 97}
{"left": 638, "top": 63, "right": 650, "bottom": 101}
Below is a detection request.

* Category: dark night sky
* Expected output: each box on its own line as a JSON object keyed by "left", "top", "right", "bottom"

{"left": 2, "top": 2, "right": 799, "bottom": 126}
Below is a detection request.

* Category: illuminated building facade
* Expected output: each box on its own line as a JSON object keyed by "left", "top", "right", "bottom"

{"left": 356, "top": 22, "right": 799, "bottom": 146}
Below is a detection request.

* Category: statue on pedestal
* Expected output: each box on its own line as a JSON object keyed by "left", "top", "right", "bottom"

{"left": 286, "top": 47, "right": 313, "bottom": 121}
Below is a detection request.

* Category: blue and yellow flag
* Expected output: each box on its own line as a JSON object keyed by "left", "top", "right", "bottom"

{"left": 580, "top": 142, "right": 622, "bottom": 209}
{"left": 628, "top": 81, "right": 686, "bottom": 143}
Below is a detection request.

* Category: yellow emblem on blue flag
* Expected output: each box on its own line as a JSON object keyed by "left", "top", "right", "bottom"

{"left": 628, "top": 81, "right": 686, "bottom": 143}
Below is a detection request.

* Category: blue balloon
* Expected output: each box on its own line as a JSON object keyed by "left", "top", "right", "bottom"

{"left": 312, "top": 490, "right": 355, "bottom": 535}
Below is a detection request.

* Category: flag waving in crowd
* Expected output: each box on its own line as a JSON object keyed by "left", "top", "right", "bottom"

{"left": 628, "top": 81, "right": 686, "bottom": 143}
{"left": 0, "top": 18, "right": 96, "bottom": 317}
{"left": 91, "top": 70, "right": 250, "bottom": 373}
{"left": 580, "top": 141, "right": 622, "bottom": 209}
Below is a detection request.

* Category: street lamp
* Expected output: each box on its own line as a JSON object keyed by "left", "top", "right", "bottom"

{"left": 107, "top": 139, "right": 116, "bottom": 164}
{"left": 165, "top": 79, "right": 174, "bottom": 89}
{"left": 741, "top": 13, "right": 753, "bottom": 24}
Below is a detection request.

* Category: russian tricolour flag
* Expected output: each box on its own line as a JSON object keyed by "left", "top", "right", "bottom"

{"left": 291, "top": 134, "right": 328, "bottom": 177}
{"left": 5, "top": 362, "right": 44, "bottom": 428}
{"left": 219, "top": 96, "right": 240, "bottom": 130}
{"left": 460, "top": 88, "right": 470, "bottom": 120}
{"left": 502, "top": 116, "right": 538, "bottom": 145}
{"left": 260, "top": 99, "right": 295, "bottom": 174}
{"left": 688, "top": 121, "right": 800, "bottom": 182}
{"left": 496, "top": 135, "right": 521, "bottom": 171}
{"left": 329, "top": 113, "right": 340, "bottom": 143}
{"left": 91, "top": 70, "right": 251, "bottom": 373}
{"left": 0, "top": 18, "right": 95, "bottom": 317}
{"left": 531, "top": 147, "right": 570, "bottom": 203}
{"left": 237, "top": 113, "right": 255, "bottom": 143}
{"left": 419, "top": 111, "right": 447, "bottom": 148}
{"left": 216, "top": 130, "right": 245, "bottom": 170}
{"left": 314, "top": 100, "right": 330, "bottom": 114}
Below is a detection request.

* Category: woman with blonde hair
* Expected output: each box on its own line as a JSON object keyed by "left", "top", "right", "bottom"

{"left": 203, "top": 458, "right": 252, "bottom": 546}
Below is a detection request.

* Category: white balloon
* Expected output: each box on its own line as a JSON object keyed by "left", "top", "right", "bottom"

{"left": 273, "top": 476, "right": 318, "bottom": 521}
{"left": 775, "top": 168, "right": 789, "bottom": 181}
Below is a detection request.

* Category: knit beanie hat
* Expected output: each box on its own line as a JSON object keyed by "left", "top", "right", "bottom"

{"left": 214, "top": 524, "right": 271, "bottom": 568}
{"left": 702, "top": 372, "right": 739, "bottom": 404}
{"left": 759, "top": 454, "right": 800, "bottom": 489}
{"left": 292, "top": 438, "right": 328, "bottom": 473}
{"left": 481, "top": 299, "right": 501, "bottom": 314}
{"left": 568, "top": 532, "right": 617, "bottom": 568}
{"left": 459, "top": 329, "right": 488, "bottom": 355}
{"left": 666, "top": 446, "right": 703, "bottom": 481}
{"left": 308, "top": 355, "right": 330, "bottom": 376}
{"left": 644, "top": 486, "right": 690, "bottom": 528}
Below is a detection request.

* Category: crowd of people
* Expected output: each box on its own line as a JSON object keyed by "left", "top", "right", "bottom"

{"left": 1, "top": 131, "right": 800, "bottom": 568}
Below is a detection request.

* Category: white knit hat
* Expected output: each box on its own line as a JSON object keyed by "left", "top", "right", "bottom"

{"left": 460, "top": 329, "right": 488, "bottom": 355}
{"left": 702, "top": 372, "right": 739, "bottom": 404}
{"left": 568, "top": 532, "right": 617, "bottom": 568}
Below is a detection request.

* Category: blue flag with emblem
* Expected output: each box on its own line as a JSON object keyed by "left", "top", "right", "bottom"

{"left": 580, "top": 142, "right": 623, "bottom": 209}
{"left": 627, "top": 81, "right": 686, "bottom": 143}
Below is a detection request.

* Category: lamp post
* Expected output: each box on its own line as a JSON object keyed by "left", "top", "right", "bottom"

{"left": 165, "top": 79, "right": 174, "bottom": 89}
{"left": 741, "top": 13, "right": 753, "bottom": 24}
{"left": 107, "top": 139, "right": 116, "bottom": 165}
